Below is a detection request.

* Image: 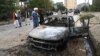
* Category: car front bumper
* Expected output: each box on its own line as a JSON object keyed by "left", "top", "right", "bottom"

{"left": 27, "top": 36, "right": 66, "bottom": 51}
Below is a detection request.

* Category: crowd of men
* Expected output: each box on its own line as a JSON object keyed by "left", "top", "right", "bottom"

{"left": 13, "top": 8, "right": 80, "bottom": 28}
{"left": 13, "top": 7, "right": 49, "bottom": 28}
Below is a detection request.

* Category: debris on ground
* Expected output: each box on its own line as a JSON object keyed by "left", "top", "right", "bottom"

{"left": 5, "top": 38, "right": 87, "bottom": 56}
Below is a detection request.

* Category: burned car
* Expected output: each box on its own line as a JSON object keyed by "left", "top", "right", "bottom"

{"left": 27, "top": 14, "right": 95, "bottom": 56}
{"left": 27, "top": 15, "right": 79, "bottom": 51}
{"left": 27, "top": 15, "right": 69, "bottom": 51}
{"left": 28, "top": 26, "right": 68, "bottom": 50}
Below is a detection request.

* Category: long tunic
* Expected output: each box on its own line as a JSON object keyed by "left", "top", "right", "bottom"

{"left": 32, "top": 11, "right": 39, "bottom": 27}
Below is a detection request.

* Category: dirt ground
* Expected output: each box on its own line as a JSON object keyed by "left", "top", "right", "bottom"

{"left": 89, "top": 12, "right": 100, "bottom": 56}
{"left": 2, "top": 38, "right": 85, "bottom": 56}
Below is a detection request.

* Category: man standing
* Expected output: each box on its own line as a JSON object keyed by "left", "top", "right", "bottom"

{"left": 17, "top": 11, "right": 22, "bottom": 27}
{"left": 14, "top": 12, "right": 18, "bottom": 28}
{"left": 38, "top": 9, "right": 44, "bottom": 25}
{"left": 14, "top": 11, "right": 22, "bottom": 28}
{"left": 32, "top": 8, "right": 39, "bottom": 28}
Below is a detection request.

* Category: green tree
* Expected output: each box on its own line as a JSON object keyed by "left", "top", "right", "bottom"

{"left": 55, "top": 2, "right": 66, "bottom": 11}
{"left": 91, "top": 0, "right": 100, "bottom": 11}
{"left": 28, "top": 0, "right": 53, "bottom": 10}
{"left": 0, "top": 0, "right": 15, "bottom": 21}
{"left": 81, "top": 6, "right": 89, "bottom": 12}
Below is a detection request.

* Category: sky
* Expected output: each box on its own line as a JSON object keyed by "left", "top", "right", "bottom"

{"left": 52, "top": 0, "right": 92, "bottom": 5}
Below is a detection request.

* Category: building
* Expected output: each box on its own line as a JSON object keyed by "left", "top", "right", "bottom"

{"left": 15, "top": 0, "right": 29, "bottom": 8}
{"left": 64, "top": 0, "right": 77, "bottom": 10}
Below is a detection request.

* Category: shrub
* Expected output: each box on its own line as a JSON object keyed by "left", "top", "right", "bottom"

{"left": 80, "top": 14, "right": 95, "bottom": 20}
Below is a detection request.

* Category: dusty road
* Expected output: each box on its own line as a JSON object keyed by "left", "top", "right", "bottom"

{"left": 0, "top": 21, "right": 33, "bottom": 50}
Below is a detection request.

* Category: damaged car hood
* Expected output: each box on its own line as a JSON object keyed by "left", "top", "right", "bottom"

{"left": 29, "top": 25, "right": 68, "bottom": 40}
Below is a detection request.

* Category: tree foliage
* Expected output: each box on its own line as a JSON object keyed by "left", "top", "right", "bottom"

{"left": 0, "top": 0, "right": 15, "bottom": 21}
{"left": 80, "top": 14, "right": 94, "bottom": 20}
{"left": 91, "top": 0, "right": 100, "bottom": 11}
{"left": 28, "top": 0, "right": 53, "bottom": 10}
{"left": 55, "top": 2, "right": 66, "bottom": 11}
{"left": 81, "top": 6, "right": 89, "bottom": 12}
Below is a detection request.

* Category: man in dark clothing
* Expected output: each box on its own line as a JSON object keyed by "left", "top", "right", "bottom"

{"left": 38, "top": 9, "right": 44, "bottom": 24}
{"left": 17, "top": 12, "right": 22, "bottom": 27}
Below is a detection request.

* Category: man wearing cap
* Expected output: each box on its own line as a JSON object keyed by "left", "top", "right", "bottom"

{"left": 32, "top": 8, "right": 39, "bottom": 28}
